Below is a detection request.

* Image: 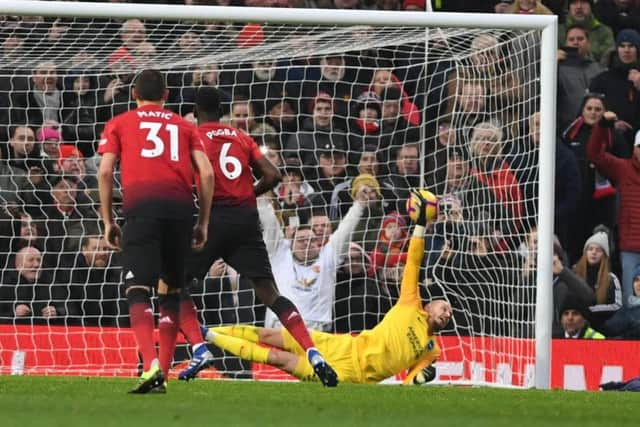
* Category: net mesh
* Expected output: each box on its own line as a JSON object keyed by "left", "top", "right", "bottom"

{"left": 0, "top": 14, "right": 541, "bottom": 385}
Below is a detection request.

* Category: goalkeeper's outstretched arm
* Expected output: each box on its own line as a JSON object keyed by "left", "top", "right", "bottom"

{"left": 399, "top": 189, "right": 431, "bottom": 305}
{"left": 398, "top": 224, "right": 426, "bottom": 305}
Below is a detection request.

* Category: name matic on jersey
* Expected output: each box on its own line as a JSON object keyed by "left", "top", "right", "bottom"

{"left": 137, "top": 111, "right": 173, "bottom": 119}
{"left": 206, "top": 128, "right": 238, "bottom": 139}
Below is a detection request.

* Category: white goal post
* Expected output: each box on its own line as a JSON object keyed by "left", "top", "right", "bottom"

{"left": 0, "top": 1, "right": 556, "bottom": 389}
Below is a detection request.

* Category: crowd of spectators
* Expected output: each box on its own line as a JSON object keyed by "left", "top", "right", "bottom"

{"left": 1, "top": 0, "right": 640, "bottom": 344}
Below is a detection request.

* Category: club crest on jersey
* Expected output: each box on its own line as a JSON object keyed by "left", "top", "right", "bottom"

{"left": 312, "top": 265, "right": 321, "bottom": 273}
{"left": 296, "top": 277, "right": 317, "bottom": 288}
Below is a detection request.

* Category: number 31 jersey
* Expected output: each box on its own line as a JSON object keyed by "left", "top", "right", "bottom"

{"left": 98, "top": 104, "right": 204, "bottom": 218}
{"left": 197, "top": 122, "right": 264, "bottom": 208}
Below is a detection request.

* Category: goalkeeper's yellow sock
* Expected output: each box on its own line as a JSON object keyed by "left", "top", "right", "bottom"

{"left": 210, "top": 332, "right": 270, "bottom": 364}
{"left": 292, "top": 357, "right": 316, "bottom": 382}
{"left": 209, "top": 325, "right": 261, "bottom": 343}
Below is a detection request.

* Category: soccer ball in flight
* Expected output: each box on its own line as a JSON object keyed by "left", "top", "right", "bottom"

{"left": 406, "top": 189, "right": 438, "bottom": 224}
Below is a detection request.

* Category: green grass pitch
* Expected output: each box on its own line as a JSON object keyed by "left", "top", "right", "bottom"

{"left": 0, "top": 376, "right": 636, "bottom": 427}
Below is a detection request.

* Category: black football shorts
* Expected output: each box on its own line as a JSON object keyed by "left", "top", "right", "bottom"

{"left": 121, "top": 216, "right": 192, "bottom": 289}
{"left": 186, "top": 206, "right": 274, "bottom": 283}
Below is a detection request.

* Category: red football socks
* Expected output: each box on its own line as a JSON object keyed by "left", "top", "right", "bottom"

{"left": 128, "top": 302, "right": 157, "bottom": 371}
{"left": 179, "top": 298, "right": 205, "bottom": 347}
{"left": 158, "top": 305, "right": 180, "bottom": 376}
{"left": 278, "top": 307, "right": 314, "bottom": 351}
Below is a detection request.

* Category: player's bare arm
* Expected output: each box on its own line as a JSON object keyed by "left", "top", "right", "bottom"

{"left": 98, "top": 152, "right": 122, "bottom": 251}
{"left": 253, "top": 155, "right": 282, "bottom": 197}
{"left": 191, "top": 149, "right": 214, "bottom": 250}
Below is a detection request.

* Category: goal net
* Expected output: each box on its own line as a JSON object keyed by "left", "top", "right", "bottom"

{"left": 0, "top": 3, "right": 554, "bottom": 387}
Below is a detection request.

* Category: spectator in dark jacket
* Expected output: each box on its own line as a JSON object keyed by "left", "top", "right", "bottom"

{"left": 554, "top": 298, "right": 605, "bottom": 339}
{"left": 0, "top": 246, "right": 68, "bottom": 323}
{"left": 509, "top": 112, "right": 581, "bottom": 246}
{"left": 307, "top": 143, "right": 350, "bottom": 208}
{"left": 6, "top": 125, "right": 42, "bottom": 173}
{"left": 376, "top": 86, "right": 419, "bottom": 163}
{"left": 380, "top": 143, "right": 420, "bottom": 215}
{"left": 301, "top": 54, "right": 361, "bottom": 129}
{"left": 559, "top": 0, "right": 615, "bottom": 62}
{"left": 594, "top": 0, "right": 640, "bottom": 37}
{"left": 27, "top": 177, "right": 99, "bottom": 266}
{"left": 57, "top": 236, "right": 124, "bottom": 326}
{"left": 61, "top": 73, "right": 101, "bottom": 157}
{"left": 0, "top": 149, "right": 29, "bottom": 207}
{"left": 550, "top": 242, "right": 596, "bottom": 337}
{"left": 589, "top": 29, "right": 640, "bottom": 144}
{"left": 557, "top": 24, "right": 604, "bottom": 130}
{"left": 561, "top": 94, "right": 628, "bottom": 262}
{"left": 604, "top": 264, "right": 640, "bottom": 337}
{"left": 330, "top": 149, "right": 382, "bottom": 221}
{"left": 587, "top": 110, "right": 640, "bottom": 307}
{"left": 425, "top": 114, "right": 455, "bottom": 195}
{"left": 334, "top": 242, "right": 391, "bottom": 333}
{"left": 347, "top": 91, "right": 383, "bottom": 164}
{"left": 284, "top": 92, "right": 348, "bottom": 169}
{"left": 10, "top": 61, "right": 63, "bottom": 127}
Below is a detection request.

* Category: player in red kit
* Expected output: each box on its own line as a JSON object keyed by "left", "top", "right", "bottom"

{"left": 98, "top": 69, "right": 214, "bottom": 393}
{"left": 177, "top": 87, "right": 338, "bottom": 387}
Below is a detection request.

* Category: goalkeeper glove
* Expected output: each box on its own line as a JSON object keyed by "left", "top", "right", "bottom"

{"left": 412, "top": 364, "right": 437, "bottom": 385}
{"left": 410, "top": 189, "right": 428, "bottom": 227}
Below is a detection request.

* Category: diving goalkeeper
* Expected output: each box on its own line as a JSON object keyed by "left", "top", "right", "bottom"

{"left": 196, "top": 190, "right": 452, "bottom": 384}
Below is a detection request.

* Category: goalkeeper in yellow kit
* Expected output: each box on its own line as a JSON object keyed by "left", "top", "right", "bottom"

{"left": 198, "top": 190, "right": 453, "bottom": 384}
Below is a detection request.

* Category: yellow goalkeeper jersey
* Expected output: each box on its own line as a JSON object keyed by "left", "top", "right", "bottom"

{"left": 352, "top": 235, "right": 440, "bottom": 384}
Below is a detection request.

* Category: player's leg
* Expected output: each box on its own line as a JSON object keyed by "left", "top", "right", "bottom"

{"left": 268, "top": 350, "right": 317, "bottom": 382}
{"left": 177, "top": 221, "right": 220, "bottom": 381}
{"left": 222, "top": 226, "right": 317, "bottom": 353}
{"left": 156, "top": 279, "right": 180, "bottom": 380}
{"left": 177, "top": 289, "right": 215, "bottom": 380}
{"left": 177, "top": 277, "right": 215, "bottom": 381}
{"left": 122, "top": 217, "right": 165, "bottom": 394}
{"left": 159, "top": 218, "right": 207, "bottom": 382}
{"left": 204, "top": 328, "right": 314, "bottom": 381}
{"left": 207, "top": 325, "right": 286, "bottom": 348}
{"left": 208, "top": 325, "right": 263, "bottom": 343}
{"left": 179, "top": 217, "right": 219, "bottom": 350}
{"left": 251, "top": 278, "right": 338, "bottom": 387}
{"left": 224, "top": 209, "right": 338, "bottom": 386}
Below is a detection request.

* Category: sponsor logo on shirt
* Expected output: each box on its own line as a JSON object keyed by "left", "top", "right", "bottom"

{"left": 406, "top": 326, "right": 423, "bottom": 360}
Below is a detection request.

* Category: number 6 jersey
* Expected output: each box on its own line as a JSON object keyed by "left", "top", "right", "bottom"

{"left": 98, "top": 104, "right": 205, "bottom": 219}
{"left": 197, "top": 122, "right": 264, "bottom": 208}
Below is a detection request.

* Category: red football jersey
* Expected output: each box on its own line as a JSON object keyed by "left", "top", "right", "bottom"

{"left": 198, "top": 122, "right": 263, "bottom": 208}
{"left": 99, "top": 104, "right": 204, "bottom": 217}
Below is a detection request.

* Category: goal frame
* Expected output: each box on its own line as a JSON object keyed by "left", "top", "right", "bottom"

{"left": 1, "top": 0, "right": 557, "bottom": 389}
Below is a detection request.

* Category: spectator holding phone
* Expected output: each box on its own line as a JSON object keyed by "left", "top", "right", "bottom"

{"left": 557, "top": 24, "right": 604, "bottom": 130}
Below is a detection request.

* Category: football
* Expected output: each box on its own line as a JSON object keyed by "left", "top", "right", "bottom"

{"left": 405, "top": 189, "right": 438, "bottom": 224}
